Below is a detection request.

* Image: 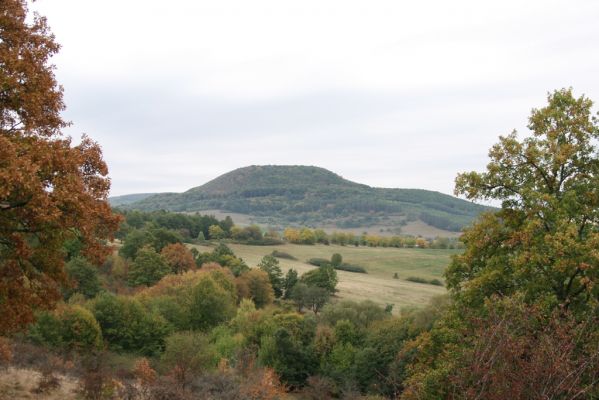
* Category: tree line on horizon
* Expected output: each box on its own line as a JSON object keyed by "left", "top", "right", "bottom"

{"left": 115, "top": 208, "right": 464, "bottom": 250}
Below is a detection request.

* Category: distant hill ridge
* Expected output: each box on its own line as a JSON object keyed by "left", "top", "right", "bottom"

{"left": 114, "top": 165, "right": 492, "bottom": 232}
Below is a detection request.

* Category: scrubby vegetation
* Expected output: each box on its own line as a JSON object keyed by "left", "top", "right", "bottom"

{"left": 1, "top": 2, "right": 598, "bottom": 399}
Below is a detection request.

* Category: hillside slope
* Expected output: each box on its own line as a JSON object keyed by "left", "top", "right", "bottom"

{"left": 109, "top": 193, "right": 157, "bottom": 207}
{"left": 121, "top": 165, "right": 491, "bottom": 232}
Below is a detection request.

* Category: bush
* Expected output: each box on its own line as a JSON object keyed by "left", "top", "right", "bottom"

{"left": 28, "top": 305, "right": 103, "bottom": 351}
{"left": 0, "top": 337, "right": 12, "bottom": 366}
{"left": 64, "top": 257, "right": 101, "bottom": 299}
{"left": 406, "top": 276, "right": 444, "bottom": 286}
{"left": 335, "top": 264, "right": 367, "bottom": 274}
{"left": 331, "top": 253, "right": 343, "bottom": 267}
{"left": 307, "top": 258, "right": 329, "bottom": 267}
{"left": 271, "top": 250, "right": 297, "bottom": 260}
{"left": 161, "top": 331, "right": 216, "bottom": 388}
{"left": 59, "top": 305, "right": 103, "bottom": 351}
{"left": 242, "top": 238, "right": 285, "bottom": 246}
{"left": 89, "top": 293, "right": 171, "bottom": 355}
{"left": 189, "top": 275, "right": 237, "bottom": 330}
{"left": 320, "top": 300, "right": 388, "bottom": 330}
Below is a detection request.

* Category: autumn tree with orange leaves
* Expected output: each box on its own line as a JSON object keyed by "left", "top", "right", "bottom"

{"left": 161, "top": 243, "right": 196, "bottom": 274}
{"left": 0, "top": 0, "right": 121, "bottom": 334}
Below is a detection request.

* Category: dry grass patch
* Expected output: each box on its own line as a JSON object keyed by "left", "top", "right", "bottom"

{"left": 0, "top": 367, "right": 78, "bottom": 400}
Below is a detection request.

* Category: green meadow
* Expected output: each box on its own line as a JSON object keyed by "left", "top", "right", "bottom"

{"left": 190, "top": 242, "right": 458, "bottom": 311}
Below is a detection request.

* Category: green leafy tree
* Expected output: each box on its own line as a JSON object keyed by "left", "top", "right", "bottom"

{"left": 450, "top": 88, "right": 599, "bottom": 312}
{"left": 320, "top": 300, "right": 388, "bottom": 330}
{"left": 64, "top": 257, "right": 101, "bottom": 299}
{"left": 259, "top": 327, "right": 318, "bottom": 387}
{"left": 119, "top": 229, "right": 154, "bottom": 260}
{"left": 189, "top": 275, "right": 237, "bottom": 330}
{"left": 149, "top": 227, "right": 182, "bottom": 252}
{"left": 28, "top": 305, "right": 102, "bottom": 351}
{"left": 219, "top": 216, "right": 234, "bottom": 235}
{"left": 128, "top": 246, "right": 170, "bottom": 287}
{"left": 290, "top": 283, "right": 309, "bottom": 312}
{"left": 258, "top": 255, "right": 284, "bottom": 298}
{"left": 59, "top": 305, "right": 103, "bottom": 351}
{"left": 283, "top": 268, "right": 299, "bottom": 299}
{"left": 300, "top": 228, "right": 316, "bottom": 244}
{"left": 198, "top": 243, "right": 249, "bottom": 276}
{"left": 305, "top": 286, "right": 330, "bottom": 314}
{"left": 290, "top": 283, "right": 329, "bottom": 313}
{"left": 89, "top": 293, "right": 171, "bottom": 355}
{"left": 208, "top": 224, "right": 225, "bottom": 240}
{"left": 400, "top": 90, "right": 599, "bottom": 399}
{"left": 301, "top": 265, "right": 338, "bottom": 294}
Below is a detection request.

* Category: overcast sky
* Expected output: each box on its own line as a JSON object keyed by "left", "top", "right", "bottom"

{"left": 32, "top": 0, "right": 599, "bottom": 197}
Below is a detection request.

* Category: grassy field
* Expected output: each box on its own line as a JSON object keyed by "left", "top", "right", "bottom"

{"left": 190, "top": 242, "right": 459, "bottom": 312}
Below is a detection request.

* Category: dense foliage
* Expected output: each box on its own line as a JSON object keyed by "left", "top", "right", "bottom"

{"left": 0, "top": 0, "right": 120, "bottom": 334}
{"left": 400, "top": 89, "right": 599, "bottom": 399}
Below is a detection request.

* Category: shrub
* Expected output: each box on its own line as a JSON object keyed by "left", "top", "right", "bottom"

{"left": 189, "top": 275, "right": 237, "bottom": 330}
{"left": 60, "top": 305, "right": 103, "bottom": 351}
{"left": 258, "top": 328, "right": 318, "bottom": 387}
{"left": 243, "top": 238, "right": 285, "bottom": 246}
{"left": 331, "top": 253, "right": 343, "bottom": 267}
{"left": 0, "top": 337, "right": 12, "bottom": 367}
{"left": 89, "top": 293, "right": 171, "bottom": 355}
{"left": 307, "top": 258, "right": 329, "bottom": 267}
{"left": 137, "top": 269, "right": 237, "bottom": 332}
{"left": 28, "top": 305, "right": 103, "bottom": 351}
{"left": 161, "top": 331, "right": 216, "bottom": 388}
{"left": 406, "top": 276, "right": 444, "bottom": 286}
{"left": 64, "top": 257, "right": 101, "bottom": 299}
{"left": 33, "top": 356, "right": 62, "bottom": 394}
{"left": 335, "top": 264, "right": 367, "bottom": 273}
{"left": 270, "top": 250, "right": 297, "bottom": 260}
{"left": 320, "top": 300, "right": 388, "bottom": 330}
{"left": 239, "top": 367, "right": 287, "bottom": 400}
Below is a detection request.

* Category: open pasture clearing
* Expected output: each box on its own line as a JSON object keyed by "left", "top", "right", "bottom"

{"left": 190, "top": 243, "right": 458, "bottom": 310}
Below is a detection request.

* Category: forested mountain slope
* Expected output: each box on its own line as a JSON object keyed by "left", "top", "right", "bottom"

{"left": 116, "top": 165, "right": 492, "bottom": 232}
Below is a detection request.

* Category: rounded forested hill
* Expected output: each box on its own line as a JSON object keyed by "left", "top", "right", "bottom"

{"left": 119, "top": 165, "right": 492, "bottom": 232}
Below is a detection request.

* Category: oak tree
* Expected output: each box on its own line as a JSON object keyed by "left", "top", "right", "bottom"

{"left": 161, "top": 242, "right": 195, "bottom": 274}
{"left": 449, "top": 88, "right": 599, "bottom": 312}
{"left": 0, "top": 0, "right": 121, "bottom": 334}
